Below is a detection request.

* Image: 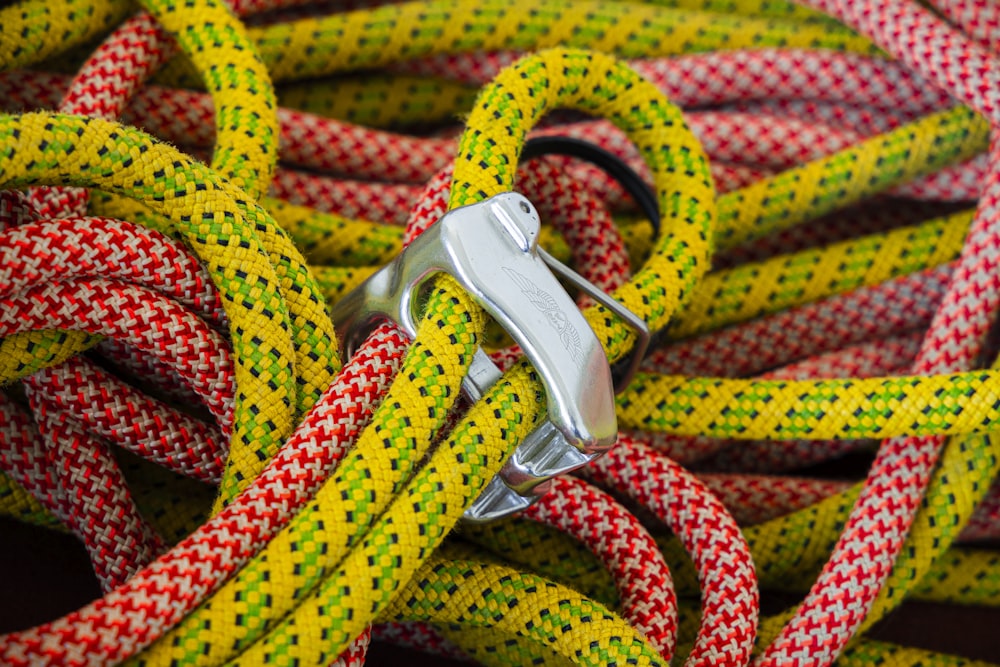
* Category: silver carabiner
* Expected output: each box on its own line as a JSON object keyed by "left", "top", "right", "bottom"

{"left": 331, "top": 192, "right": 648, "bottom": 522}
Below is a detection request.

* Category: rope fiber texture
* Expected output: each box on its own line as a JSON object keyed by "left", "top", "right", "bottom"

{"left": 1, "top": 0, "right": 999, "bottom": 665}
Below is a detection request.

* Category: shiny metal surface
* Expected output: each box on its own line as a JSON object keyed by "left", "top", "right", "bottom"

{"left": 330, "top": 192, "right": 645, "bottom": 522}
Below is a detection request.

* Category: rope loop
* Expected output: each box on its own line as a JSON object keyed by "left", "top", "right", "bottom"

{"left": 1, "top": 1, "right": 1000, "bottom": 666}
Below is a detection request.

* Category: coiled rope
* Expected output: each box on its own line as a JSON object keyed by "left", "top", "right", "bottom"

{"left": 1, "top": 0, "right": 999, "bottom": 665}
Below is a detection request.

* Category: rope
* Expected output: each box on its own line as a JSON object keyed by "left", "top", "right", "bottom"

{"left": 1, "top": 0, "right": 1000, "bottom": 666}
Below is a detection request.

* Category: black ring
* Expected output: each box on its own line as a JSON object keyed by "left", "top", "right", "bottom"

{"left": 520, "top": 135, "right": 661, "bottom": 241}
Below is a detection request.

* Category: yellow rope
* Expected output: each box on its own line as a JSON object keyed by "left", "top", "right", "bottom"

{"left": 380, "top": 551, "right": 666, "bottom": 667}
{"left": 0, "top": 0, "right": 134, "bottom": 73}
{"left": 149, "top": 0, "right": 876, "bottom": 90}
{"left": 2, "top": 1, "right": 998, "bottom": 665}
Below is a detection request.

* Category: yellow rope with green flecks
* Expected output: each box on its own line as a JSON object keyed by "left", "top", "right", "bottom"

{"left": 458, "top": 425, "right": 1000, "bottom": 664}
{"left": 126, "top": 47, "right": 715, "bottom": 667}
{"left": 3, "top": 65, "right": 992, "bottom": 664}
{"left": 148, "top": 0, "right": 878, "bottom": 90}
{"left": 0, "top": 2, "right": 995, "bottom": 664}
{"left": 277, "top": 74, "right": 480, "bottom": 129}
{"left": 0, "top": 112, "right": 309, "bottom": 505}
{"left": 0, "top": 0, "right": 134, "bottom": 74}
{"left": 382, "top": 551, "right": 667, "bottom": 667}
{"left": 1, "top": 0, "right": 345, "bottom": 506}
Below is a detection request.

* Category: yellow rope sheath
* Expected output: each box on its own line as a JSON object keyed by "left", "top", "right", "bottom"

{"left": 451, "top": 49, "right": 716, "bottom": 364}
{"left": 0, "top": 0, "right": 134, "bottom": 73}
{"left": 0, "top": 469, "right": 62, "bottom": 529}
{"left": 0, "top": 330, "right": 98, "bottom": 384}
{"left": 836, "top": 640, "right": 1000, "bottom": 667}
{"left": 264, "top": 199, "right": 403, "bottom": 266}
{"left": 713, "top": 107, "right": 988, "bottom": 250}
{"left": 643, "top": 0, "right": 837, "bottom": 23}
{"left": 617, "top": 370, "right": 1000, "bottom": 440}
{"left": 228, "top": 362, "right": 545, "bottom": 665}
{"left": 3, "top": 0, "right": 1000, "bottom": 664}
{"left": 133, "top": 278, "right": 487, "bottom": 665}
{"left": 410, "top": 540, "right": 559, "bottom": 665}
{"left": 137, "top": 0, "right": 278, "bottom": 201}
{"left": 256, "top": 104, "right": 985, "bottom": 274}
{"left": 0, "top": 113, "right": 303, "bottom": 506}
{"left": 462, "top": 517, "right": 622, "bottom": 606}
{"left": 219, "top": 49, "right": 717, "bottom": 665}
{"left": 671, "top": 209, "right": 972, "bottom": 339}
{"left": 461, "top": 426, "right": 999, "bottom": 620}
{"left": 88, "top": 193, "right": 404, "bottom": 268}
{"left": 149, "top": 0, "right": 876, "bottom": 89}
{"left": 436, "top": 625, "right": 573, "bottom": 667}
{"left": 379, "top": 552, "right": 667, "bottom": 666}
{"left": 911, "top": 548, "right": 1000, "bottom": 607}
{"left": 277, "top": 74, "right": 479, "bottom": 129}
{"left": 311, "top": 265, "right": 377, "bottom": 305}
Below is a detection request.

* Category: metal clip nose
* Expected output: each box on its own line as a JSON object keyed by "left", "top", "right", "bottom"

{"left": 330, "top": 192, "right": 647, "bottom": 522}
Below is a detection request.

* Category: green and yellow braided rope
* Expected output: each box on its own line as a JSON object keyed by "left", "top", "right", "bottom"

{"left": 382, "top": 551, "right": 666, "bottom": 667}
{"left": 673, "top": 208, "right": 972, "bottom": 339}
{"left": 437, "top": 624, "right": 570, "bottom": 666}
{"left": 715, "top": 107, "right": 987, "bottom": 249}
{"left": 138, "top": 0, "right": 277, "bottom": 201}
{"left": 277, "top": 74, "right": 479, "bottom": 129}
{"left": 0, "top": 0, "right": 134, "bottom": 74}
{"left": 837, "top": 640, "right": 998, "bottom": 667}
{"left": 0, "top": 469, "right": 61, "bottom": 530}
{"left": 618, "top": 370, "right": 1000, "bottom": 441}
{"left": 648, "top": 0, "right": 837, "bottom": 23}
{"left": 0, "top": 330, "right": 98, "bottom": 384}
{"left": 152, "top": 0, "right": 877, "bottom": 88}
{"left": 0, "top": 112, "right": 308, "bottom": 505}
{"left": 912, "top": 548, "right": 1000, "bottom": 607}
{"left": 130, "top": 46, "right": 716, "bottom": 667}
{"left": 1, "top": 0, "right": 997, "bottom": 662}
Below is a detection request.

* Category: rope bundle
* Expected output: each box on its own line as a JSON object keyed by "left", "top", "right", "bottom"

{"left": 1, "top": 0, "right": 999, "bottom": 665}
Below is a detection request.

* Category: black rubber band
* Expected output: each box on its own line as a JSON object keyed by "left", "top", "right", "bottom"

{"left": 521, "top": 135, "right": 661, "bottom": 241}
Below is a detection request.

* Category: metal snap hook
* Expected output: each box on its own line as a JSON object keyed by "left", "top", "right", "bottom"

{"left": 330, "top": 192, "right": 647, "bottom": 522}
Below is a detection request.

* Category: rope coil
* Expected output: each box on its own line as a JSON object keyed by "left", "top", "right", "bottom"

{"left": 1, "top": 0, "right": 999, "bottom": 665}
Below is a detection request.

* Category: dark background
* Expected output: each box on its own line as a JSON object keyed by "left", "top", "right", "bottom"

{"left": 2, "top": 516, "right": 998, "bottom": 664}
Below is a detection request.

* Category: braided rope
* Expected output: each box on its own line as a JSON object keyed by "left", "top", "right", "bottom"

{"left": 3, "top": 1, "right": 1000, "bottom": 666}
